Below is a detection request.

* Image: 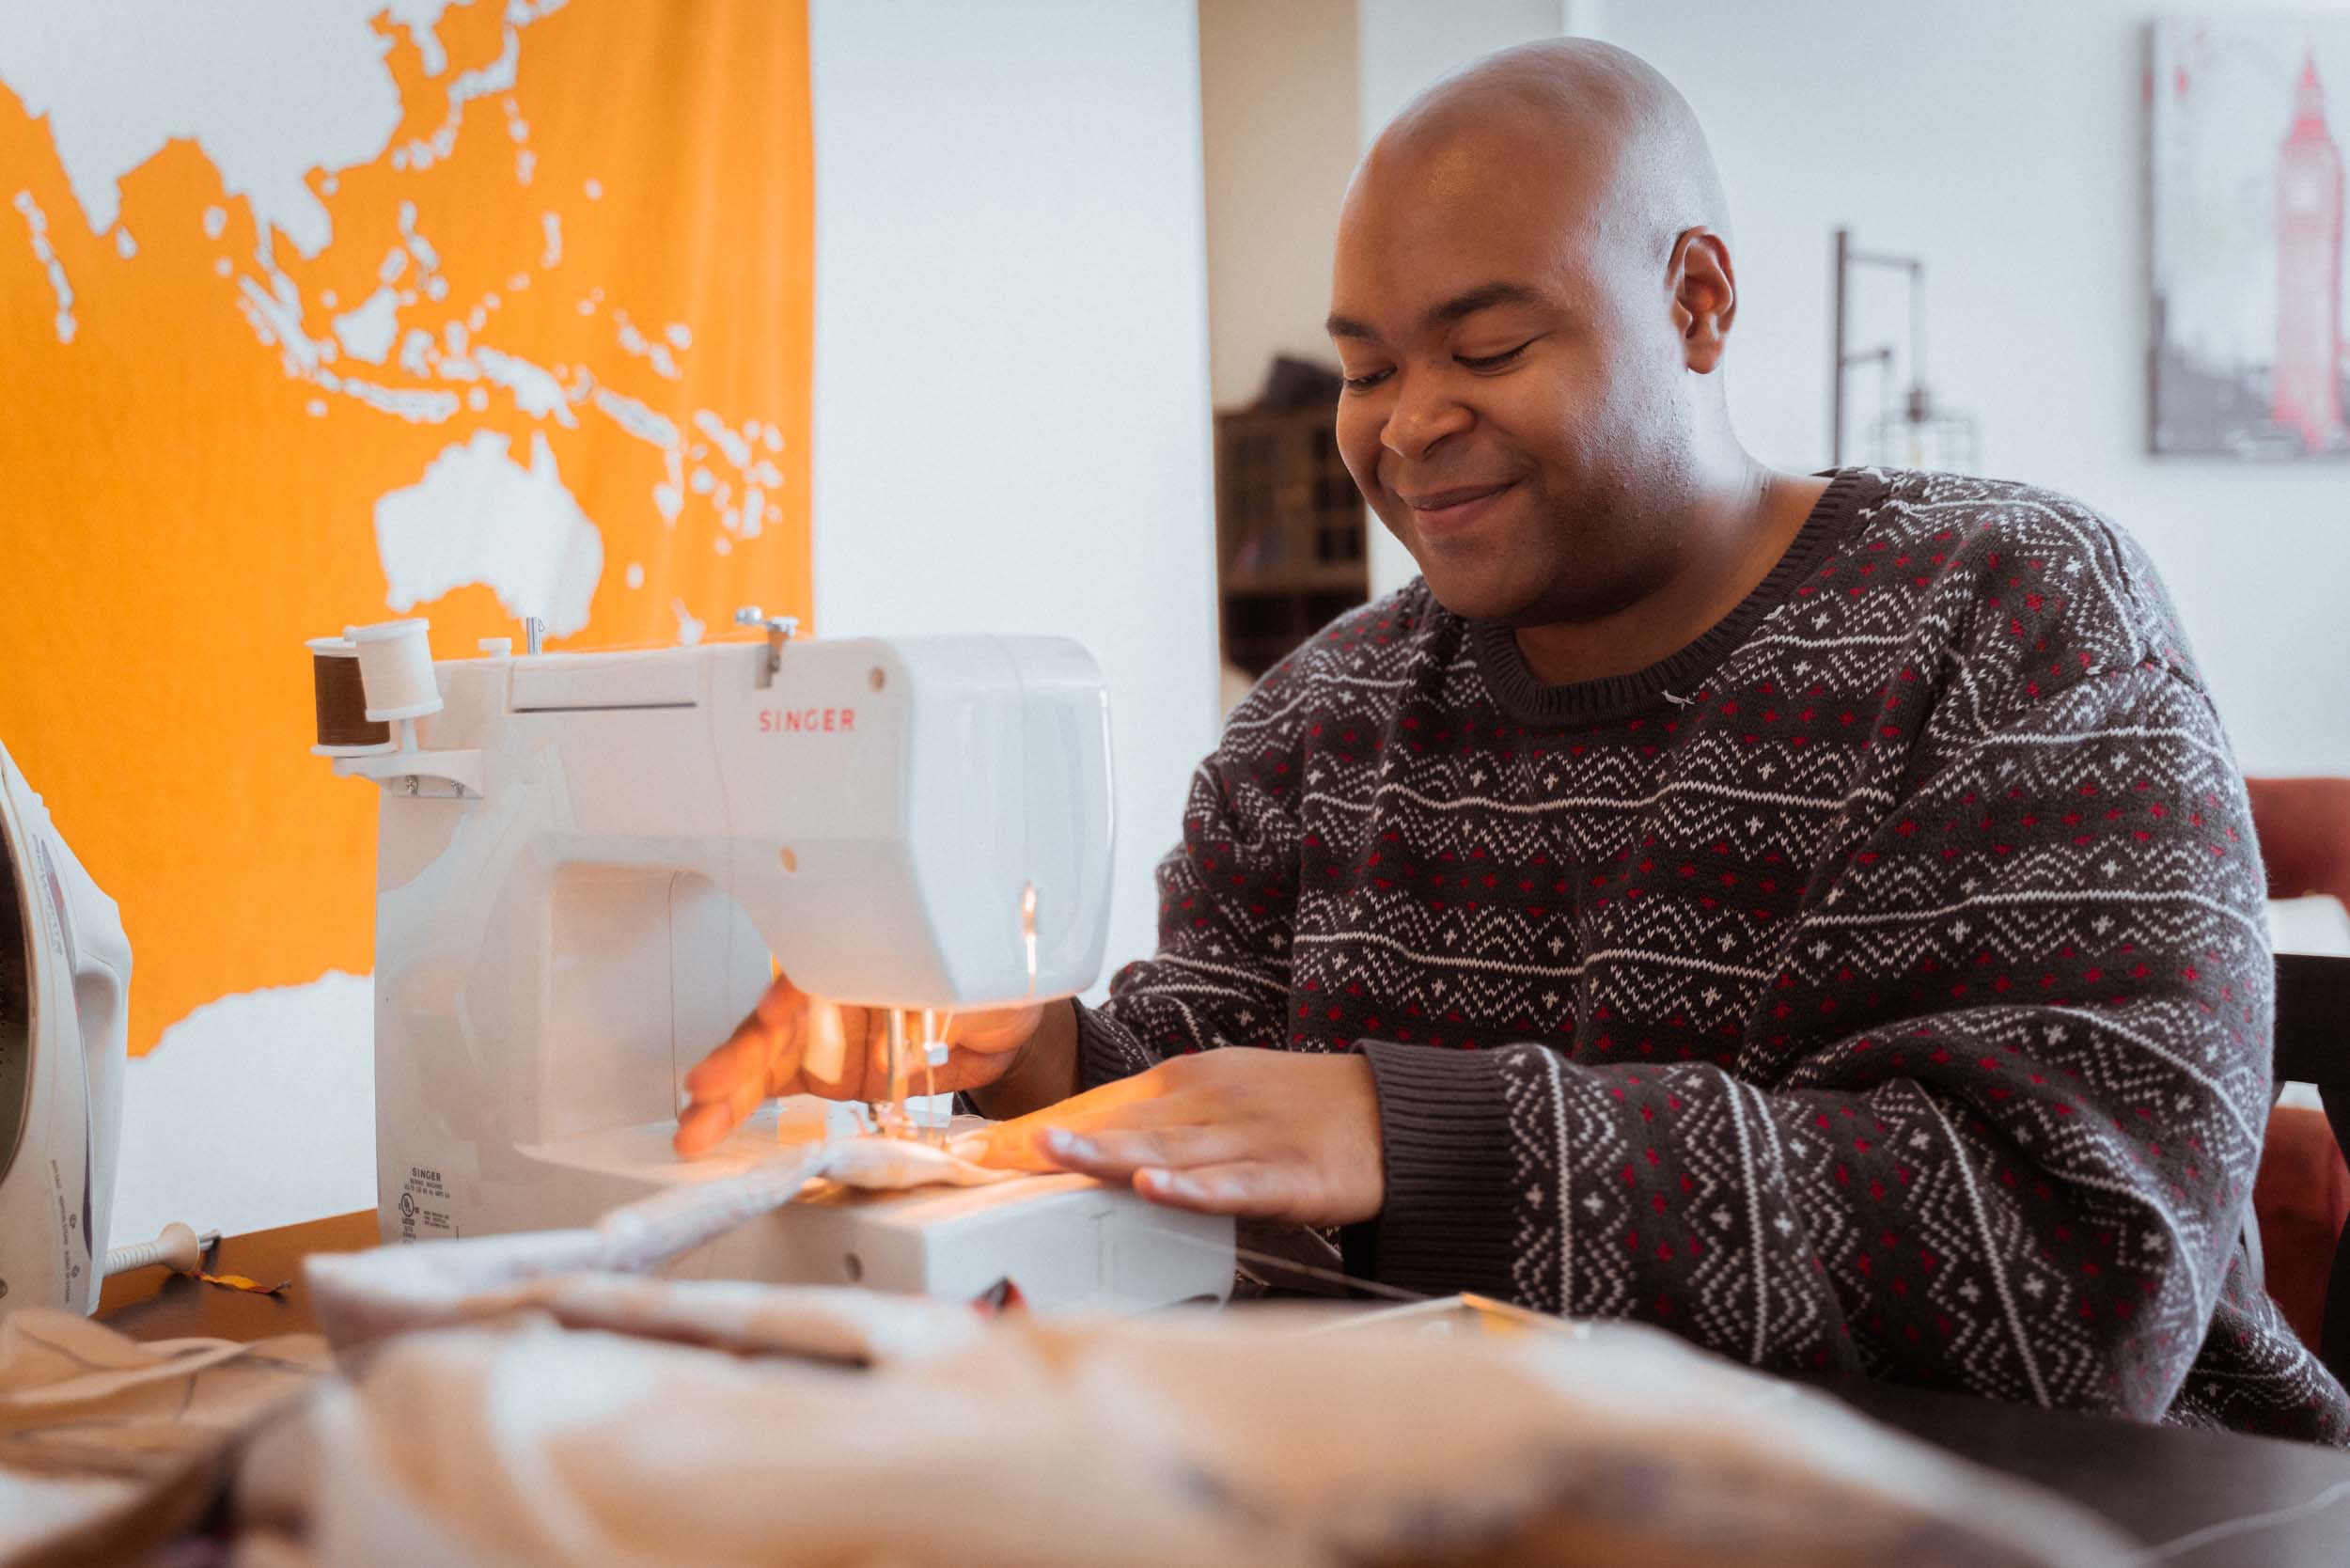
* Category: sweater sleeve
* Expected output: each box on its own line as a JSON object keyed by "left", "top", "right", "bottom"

{"left": 1070, "top": 669, "right": 1308, "bottom": 1091}
{"left": 1359, "top": 664, "right": 2284, "bottom": 1421}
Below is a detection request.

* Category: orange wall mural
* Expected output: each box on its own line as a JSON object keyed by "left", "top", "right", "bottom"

{"left": 0, "top": 0, "right": 814, "bottom": 1051}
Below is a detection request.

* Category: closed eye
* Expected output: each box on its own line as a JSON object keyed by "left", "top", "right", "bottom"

{"left": 1340, "top": 368, "right": 1392, "bottom": 393}
{"left": 1457, "top": 337, "right": 1539, "bottom": 371}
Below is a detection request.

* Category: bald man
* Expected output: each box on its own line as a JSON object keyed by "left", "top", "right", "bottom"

{"left": 682, "top": 41, "right": 2348, "bottom": 1443}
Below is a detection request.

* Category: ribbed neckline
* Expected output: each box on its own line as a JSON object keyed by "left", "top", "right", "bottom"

{"left": 1468, "top": 467, "right": 1880, "bottom": 729}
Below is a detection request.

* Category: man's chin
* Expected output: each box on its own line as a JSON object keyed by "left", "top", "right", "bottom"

{"left": 1412, "top": 552, "right": 1550, "bottom": 626}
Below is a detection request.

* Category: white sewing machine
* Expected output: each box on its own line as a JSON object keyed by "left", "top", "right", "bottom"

{"left": 309, "top": 612, "right": 1231, "bottom": 1309}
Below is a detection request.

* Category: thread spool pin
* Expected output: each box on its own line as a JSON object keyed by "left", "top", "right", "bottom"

{"left": 734, "top": 606, "right": 797, "bottom": 687}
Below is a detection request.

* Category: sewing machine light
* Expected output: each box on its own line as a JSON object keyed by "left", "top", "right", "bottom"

{"left": 1022, "top": 881, "right": 1039, "bottom": 996}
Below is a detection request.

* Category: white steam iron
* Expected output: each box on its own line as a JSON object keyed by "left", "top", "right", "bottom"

{"left": 0, "top": 738, "right": 131, "bottom": 1316}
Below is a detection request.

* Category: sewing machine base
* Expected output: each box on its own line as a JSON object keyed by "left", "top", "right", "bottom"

{"left": 378, "top": 1101, "right": 1236, "bottom": 1311}
{"left": 664, "top": 1173, "right": 1236, "bottom": 1309}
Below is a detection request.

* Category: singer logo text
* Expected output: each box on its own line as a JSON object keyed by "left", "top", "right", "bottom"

{"left": 757, "top": 707, "right": 856, "bottom": 734}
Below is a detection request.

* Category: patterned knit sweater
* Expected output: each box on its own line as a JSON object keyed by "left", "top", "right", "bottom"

{"left": 1077, "top": 467, "right": 2350, "bottom": 1444}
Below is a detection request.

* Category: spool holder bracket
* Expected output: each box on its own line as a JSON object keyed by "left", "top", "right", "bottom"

{"left": 333, "top": 746, "right": 484, "bottom": 799}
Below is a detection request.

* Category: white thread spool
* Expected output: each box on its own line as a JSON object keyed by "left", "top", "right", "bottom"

{"left": 345, "top": 619, "right": 444, "bottom": 725}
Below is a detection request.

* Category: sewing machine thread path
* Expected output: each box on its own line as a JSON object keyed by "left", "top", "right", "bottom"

{"left": 312, "top": 617, "right": 1232, "bottom": 1309}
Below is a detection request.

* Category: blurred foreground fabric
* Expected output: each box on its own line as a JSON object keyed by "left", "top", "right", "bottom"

{"left": 0, "top": 1309, "right": 327, "bottom": 1567}
{"left": 6, "top": 1138, "right": 2139, "bottom": 1566}
{"left": 229, "top": 1294, "right": 2133, "bottom": 1568}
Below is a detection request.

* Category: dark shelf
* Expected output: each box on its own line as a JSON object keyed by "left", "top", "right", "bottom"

{"left": 1214, "top": 403, "right": 1371, "bottom": 679}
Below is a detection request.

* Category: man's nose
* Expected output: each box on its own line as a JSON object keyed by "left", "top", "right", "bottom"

{"left": 1380, "top": 373, "right": 1472, "bottom": 463}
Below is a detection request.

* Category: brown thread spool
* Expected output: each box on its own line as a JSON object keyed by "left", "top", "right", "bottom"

{"left": 307, "top": 638, "right": 393, "bottom": 755}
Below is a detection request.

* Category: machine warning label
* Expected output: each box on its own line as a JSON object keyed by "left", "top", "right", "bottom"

{"left": 399, "top": 1167, "right": 460, "bottom": 1244}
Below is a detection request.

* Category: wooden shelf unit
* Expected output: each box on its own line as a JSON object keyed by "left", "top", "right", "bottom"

{"left": 1214, "top": 404, "right": 1370, "bottom": 678}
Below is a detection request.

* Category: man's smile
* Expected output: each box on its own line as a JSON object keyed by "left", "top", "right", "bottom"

{"left": 1399, "top": 478, "right": 1520, "bottom": 537}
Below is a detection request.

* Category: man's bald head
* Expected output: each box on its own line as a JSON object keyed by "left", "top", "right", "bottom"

{"left": 1365, "top": 39, "right": 1730, "bottom": 284}
{"left": 1327, "top": 39, "right": 1749, "bottom": 627}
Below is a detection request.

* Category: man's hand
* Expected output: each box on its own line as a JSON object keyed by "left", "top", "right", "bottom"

{"left": 673, "top": 972, "right": 1042, "bottom": 1157}
{"left": 952, "top": 1048, "right": 1386, "bottom": 1227}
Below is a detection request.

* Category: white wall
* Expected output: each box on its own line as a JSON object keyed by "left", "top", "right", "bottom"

{"left": 1198, "top": 0, "right": 1360, "bottom": 411}
{"left": 808, "top": 0, "right": 1222, "bottom": 994}
{"left": 1604, "top": 0, "right": 2350, "bottom": 774}
{"left": 1356, "top": 0, "right": 1574, "bottom": 135}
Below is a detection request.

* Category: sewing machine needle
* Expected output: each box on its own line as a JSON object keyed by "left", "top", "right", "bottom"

{"left": 882, "top": 1007, "right": 909, "bottom": 1138}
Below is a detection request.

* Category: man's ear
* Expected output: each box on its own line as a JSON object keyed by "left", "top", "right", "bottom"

{"left": 1668, "top": 227, "right": 1736, "bottom": 374}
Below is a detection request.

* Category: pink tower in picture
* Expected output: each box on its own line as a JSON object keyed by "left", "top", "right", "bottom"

{"left": 2273, "top": 52, "right": 2346, "bottom": 451}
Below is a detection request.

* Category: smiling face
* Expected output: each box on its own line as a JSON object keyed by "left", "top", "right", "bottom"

{"left": 1328, "top": 112, "right": 1705, "bottom": 627}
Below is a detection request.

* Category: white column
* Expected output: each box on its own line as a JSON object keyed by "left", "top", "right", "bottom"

{"left": 808, "top": 0, "right": 1221, "bottom": 995}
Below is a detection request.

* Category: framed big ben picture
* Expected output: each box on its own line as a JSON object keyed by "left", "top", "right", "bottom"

{"left": 2150, "top": 18, "right": 2350, "bottom": 459}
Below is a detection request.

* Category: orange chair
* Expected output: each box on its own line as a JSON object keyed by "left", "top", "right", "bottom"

{"left": 2267, "top": 955, "right": 2350, "bottom": 1384}
{"left": 2247, "top": 777, "right": 2350, "bottom": 1381}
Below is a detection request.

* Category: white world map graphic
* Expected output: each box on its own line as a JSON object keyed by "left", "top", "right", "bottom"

{"left": 0, "top": 0, "right": 784, "bottom": 641}
{"left": 0, "top": 0, "right": 800, "bottom": 1245}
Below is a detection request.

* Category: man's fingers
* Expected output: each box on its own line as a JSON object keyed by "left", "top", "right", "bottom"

{"left": 799, "top": 1003, "right": 856, "bottom": 1095}
{"left": 676, "top": 1060, "right": 769, "bottom": 1152}
{"left": 758, "top": 1005, "right": 807, "bottom": 1096}
{"left": 672, "top": 1100, "right": 736, "bottom": 1158}
{"left": 750, "top": 971, "right": 807, "bottom": 1027}
{"left": 1036, "top": 1125, "right": 1244, "bottom": 1177}
{"left": 682, "top": 1013, "right": 774, "bottom": 1098}
{"left": 951, "top": 1078, "right": 1152, "bottom": 1169}
{"left": 956, "top": 1074, "right": 1177, "bottom": 1168}
{"left": 922, "top": 1046, "right": 1022, "bottom": 1096}
{"left": 940, "top": 1005, "right": 1042, "bottom": 1057}
{"left": 803, "top": 1005, "right": 902, "bottom": 1101}
{"left": 1133, "top": 1162, "right": 1297, "bottom": 1219}
{"left": 723, "top": 1057, "right": 768, "bottom": 1128}
{"left": 990, "top": 1069, "right": 1181, "bottom": 1135}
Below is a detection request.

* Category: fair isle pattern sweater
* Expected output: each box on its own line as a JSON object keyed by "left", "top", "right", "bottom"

{"left": 1078, "top": 467, "right": 2350, "bottom": 1444}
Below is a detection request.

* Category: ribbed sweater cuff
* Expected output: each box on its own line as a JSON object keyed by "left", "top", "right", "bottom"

{"left": 1073, "top": 999, "right": 1156, "bottom": 1091}
{"left": 1352, "top": 1041, "right": 1521, "bottom": 1301}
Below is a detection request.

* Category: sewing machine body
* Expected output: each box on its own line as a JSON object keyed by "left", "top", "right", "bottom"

{"left": 336, "top": 629, "right": 1232, "bottom": 1309}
